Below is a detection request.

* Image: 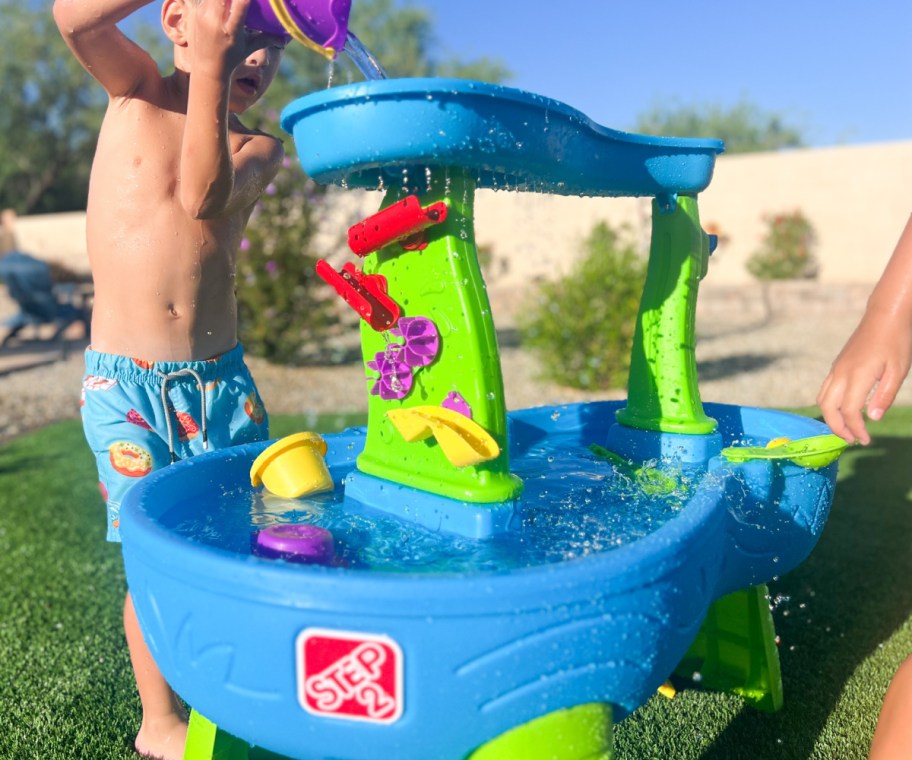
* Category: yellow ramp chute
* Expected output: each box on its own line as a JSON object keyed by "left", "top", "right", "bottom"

{"left": 386, "top": 406, "right": 500, "bottom": 468}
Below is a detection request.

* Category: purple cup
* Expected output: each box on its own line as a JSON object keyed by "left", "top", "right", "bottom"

{"left": 244, "top": 0, "right": 352, "bottom": 54}
{"left": 253, "top": 524, "right": 336, "bottom": 565}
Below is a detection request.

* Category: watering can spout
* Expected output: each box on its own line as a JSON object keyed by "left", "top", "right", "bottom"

{"left": 246, "top": 0, "right": 352, "bottom": 59}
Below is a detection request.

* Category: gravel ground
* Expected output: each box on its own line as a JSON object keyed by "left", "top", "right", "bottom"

{"left": 3, "top": 306, "right": 909, "bottom": 445}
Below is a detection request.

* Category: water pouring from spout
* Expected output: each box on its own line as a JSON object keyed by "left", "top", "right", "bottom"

{"left": 342, "top": 31, "right": 388, "bottom": 80}
{"left": 245, "top": 0, "right": 388, "bottom": 80}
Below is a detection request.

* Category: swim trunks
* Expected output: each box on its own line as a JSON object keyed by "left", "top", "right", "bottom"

{"left": 80, "top": 344, "right": 269, "bottom": 542}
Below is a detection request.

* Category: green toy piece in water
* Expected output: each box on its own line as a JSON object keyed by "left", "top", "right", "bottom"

{"left": 721, "top": 434, "right": 848, "bottom": 469}
{"left": 589, "top": 444, "right": 679, "bottom": 496}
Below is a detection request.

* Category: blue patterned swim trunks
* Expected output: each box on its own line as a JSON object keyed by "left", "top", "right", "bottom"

{"left": 80, "top": 343, "right": 269, "bottom": 541}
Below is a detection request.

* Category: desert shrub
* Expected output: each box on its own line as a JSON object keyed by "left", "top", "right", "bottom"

{"left": 747, "top": 210, "right": 818, "bottom": 280}
{"left": 236, "top": 157, "right": 341, "bottom": 364}
{"left": 519, "top": 221, "right": 646, "bottom": 390}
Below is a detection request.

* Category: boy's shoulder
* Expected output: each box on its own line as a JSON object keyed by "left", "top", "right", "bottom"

{"left": 228, "top": 116, "right": 286, "bottom": 150}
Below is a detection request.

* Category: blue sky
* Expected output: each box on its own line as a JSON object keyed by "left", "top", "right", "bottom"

{"left": 134, "top": 0, "right": 911, "bottom": 147}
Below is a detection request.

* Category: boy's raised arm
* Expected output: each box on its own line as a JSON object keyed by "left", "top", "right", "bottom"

{"left": 179, "top": 0, "right": 284, "bottom": 220}
{"left": 53, "top": 0, "right": 161, "bottom": 98}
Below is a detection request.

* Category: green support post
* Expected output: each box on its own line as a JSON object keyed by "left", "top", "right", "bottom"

{"left": 184, "top": 710, "right": 249, "bottom": 760}
{"left": 356, "top": 169, "right": 522, "bottom": 504}
{"left": 616, "top": 194, "right": 716, "bottom": 434}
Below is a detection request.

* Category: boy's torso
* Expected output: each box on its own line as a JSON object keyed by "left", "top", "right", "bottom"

{"left": 85, "top": 82, "right": 255, "bottom": 363}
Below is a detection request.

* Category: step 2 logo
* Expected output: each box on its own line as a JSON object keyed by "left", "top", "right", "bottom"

{"left": 297, "top": 628, "right": 404, "bottom": 724}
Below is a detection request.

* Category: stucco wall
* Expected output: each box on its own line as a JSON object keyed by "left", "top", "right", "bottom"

{"left": 471, "top": 139, "right": 912, "bottom": 290}
{"left": 698, "top": 140, "right": 912, "bottom": 286}
{"left": 13, "top": 140, "right": 911, "bottom": 292}
{"left": 13, "top": 211, "right": 88, "bottom": 275}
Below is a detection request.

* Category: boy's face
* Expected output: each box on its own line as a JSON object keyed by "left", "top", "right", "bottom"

{"left": 228, "top": 30, "right": 287, "bottom": 113}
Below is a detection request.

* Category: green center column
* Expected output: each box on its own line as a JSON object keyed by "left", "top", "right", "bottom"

{"left": 615, "top": 194, "right": 716, "bottom": 434}
{"left": 355, "top": 169, "right": 522, "bottom": 504}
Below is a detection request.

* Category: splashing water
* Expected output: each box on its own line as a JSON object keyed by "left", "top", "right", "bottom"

{"left": 343, "top": 31, "right": 388, "bottom": 80}
{"left": 167, "top": 434, "right": 701, "bottom": 575}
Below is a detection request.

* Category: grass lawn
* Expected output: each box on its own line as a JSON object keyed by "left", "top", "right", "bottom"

{"left": 1, "top": 408, "right": 910, "bottom": 759}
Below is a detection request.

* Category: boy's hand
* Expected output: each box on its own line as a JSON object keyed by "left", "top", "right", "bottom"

{"left": 189, "top": 0, "right": 270, "bottom": 80}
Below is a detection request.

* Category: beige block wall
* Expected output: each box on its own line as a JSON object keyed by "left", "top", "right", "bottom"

{"left": 699, "top": 140, "right": 912, "bottom": 286}
{"left": 13, "top": 211, "right": 88, "bottom": 275}
{"left": 472, "top": 139, "right": 912, "bottom": 290}
{"left": 13, "top": 139, "right": 911, "bottom": 290}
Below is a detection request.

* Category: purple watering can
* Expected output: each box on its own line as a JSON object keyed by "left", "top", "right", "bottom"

{"left": 246, "top": 0, "right": 352, "bottom": 59}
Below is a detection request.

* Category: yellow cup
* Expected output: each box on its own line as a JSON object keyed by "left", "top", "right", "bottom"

{"left": 250, "top": 432, "right": 333, "bottom": 498}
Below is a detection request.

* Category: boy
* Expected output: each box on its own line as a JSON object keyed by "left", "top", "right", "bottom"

{"left": 53, "top": 0, "right": 288, "bottom": 756}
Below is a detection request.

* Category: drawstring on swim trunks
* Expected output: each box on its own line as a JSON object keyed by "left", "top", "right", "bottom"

{"left": 158, "top": 368, "right": 209, "bottom": 463}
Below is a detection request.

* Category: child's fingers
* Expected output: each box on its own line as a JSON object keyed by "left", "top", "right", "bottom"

{"left": 842, "top": 373, "right": 881, "bottom": 444}
{"left": 817, "top": 375, "right": 858, "bottom": 444}
{"left": 225, "top": 0, "right": 253, "bottom": 32}
{"left": 841, "top": 407, "right": 870, "bottom": 446}
{"left": 819, "top": 371, "right": 876, "bottom": 445}
{"left": 867, "top": 366, "right": 902, "bottom": 422}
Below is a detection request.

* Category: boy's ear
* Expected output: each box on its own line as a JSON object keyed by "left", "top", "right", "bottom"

{"left": 161, "top": 0, "right": 189, "bottom": 46}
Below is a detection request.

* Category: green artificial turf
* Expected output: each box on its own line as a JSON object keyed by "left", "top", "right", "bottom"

{"left": 0, "top": 408, "right": 910, "bottom": 758}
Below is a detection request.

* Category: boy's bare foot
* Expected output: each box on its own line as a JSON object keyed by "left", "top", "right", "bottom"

{"left": 134, "top": 713, "right": 188, "bottom": 760}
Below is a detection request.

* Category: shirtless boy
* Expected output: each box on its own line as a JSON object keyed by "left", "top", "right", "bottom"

{"left": 53, "top": 0, "right": 288, "bottom": 756}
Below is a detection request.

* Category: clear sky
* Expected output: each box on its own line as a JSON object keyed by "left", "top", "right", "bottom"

{"left": 134, "top": 0, "right": 911, "bottom": 148}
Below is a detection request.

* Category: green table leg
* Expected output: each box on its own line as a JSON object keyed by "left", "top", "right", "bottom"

{"left": 674, "top": 584, "right": 783, "bottom": 712}
{"left": 468, "top": 703, "right": 613, "bottom": 760}
{"left": 184, "top": 710, "right": 249, "bottom": 760}
{"left": 183, "top": 711, "right": 291, "bottom": 760}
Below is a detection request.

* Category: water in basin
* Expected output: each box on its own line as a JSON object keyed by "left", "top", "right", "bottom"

{"left": 162, "top": 430, "right": 715, "bottom": 574}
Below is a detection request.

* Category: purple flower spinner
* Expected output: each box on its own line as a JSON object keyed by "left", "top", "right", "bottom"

{"left": 390, "top": 317, "right": 440, "bottom": 368}
{"left": 367, "top": 350, "right": 413, "bottom": 400}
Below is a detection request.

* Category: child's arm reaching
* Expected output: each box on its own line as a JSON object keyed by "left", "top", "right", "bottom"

{"left": 53, "top": 0, "right": 161, "bottom": 99}
{"left": 818, "top": 215, "right": 912, "bottom": 445}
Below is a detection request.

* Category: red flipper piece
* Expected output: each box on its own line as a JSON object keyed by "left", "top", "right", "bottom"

{"left": 348, "top": 195, "right": 449, "bottom": 256}
{"left": 315, "top": 260, "right": 401, "bottom": 332}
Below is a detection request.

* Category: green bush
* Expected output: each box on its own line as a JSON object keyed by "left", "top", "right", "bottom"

{"left": 519, "top": 221, "right": 646, "bottom": 390}
{"left": 237, "top": 157, "right": 341, "bottom": 364}
{"left": 747, "top": 210, "right": 818, "bottom": 280}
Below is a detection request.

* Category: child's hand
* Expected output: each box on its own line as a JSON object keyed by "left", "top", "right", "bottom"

{"left": 818, "top": 312, "right": 912, "bottom": 445}
{"left": 188, "top": 0, "right": 263, "bottom": 80}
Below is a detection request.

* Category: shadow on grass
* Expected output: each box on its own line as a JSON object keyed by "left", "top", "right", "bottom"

{"left": 616, "top": 432, "right": 912, "bottom": 759}
{"left": 696, "top": 353, "right": 781, "bottom": 382}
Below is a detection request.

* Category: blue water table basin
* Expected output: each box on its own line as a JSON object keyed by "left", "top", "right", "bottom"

{"left": 282, "top": 78, "right": 722, "bottom": 197}
{"left": 121, "top": 79, "right": 842, "bottom": 760}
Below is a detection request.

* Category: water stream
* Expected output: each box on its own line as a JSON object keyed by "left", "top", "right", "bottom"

{"left": 342, "top": 31, "right": 388, "bottom": 80}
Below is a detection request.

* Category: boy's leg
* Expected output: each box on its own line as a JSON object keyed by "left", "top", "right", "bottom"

{"left": 125, "top": 592, "right": 189, "bottom": 760}
{"left": 869, "top": 656, "right": 912, "bottom": 759}
{"left": 82, "top": 346, "right": 267, "bottom": 759}
{"left": 82, "top": 354, "right": 191, "bottom": 759}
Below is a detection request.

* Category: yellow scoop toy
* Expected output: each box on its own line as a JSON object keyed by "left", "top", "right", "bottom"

{"left": 250, "top": 432, "right": 333, "bottom": 498}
